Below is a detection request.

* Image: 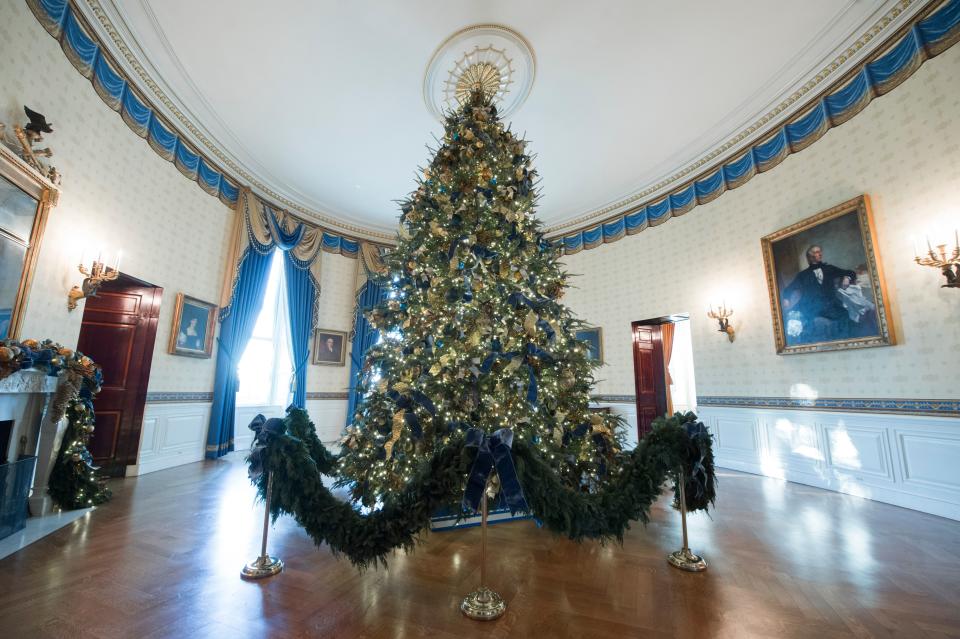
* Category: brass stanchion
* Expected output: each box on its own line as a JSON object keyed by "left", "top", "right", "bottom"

{"left": 460, "top": 476, "right": 506, "bottom": 620}
{"left": 667, "top": 469, "right": 707, "bottom": 572}
{"left": 241, "top": 470, "right": 284, "bottom": 580}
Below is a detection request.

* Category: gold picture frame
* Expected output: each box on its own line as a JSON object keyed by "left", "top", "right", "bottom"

{"left": 0, "top": 143, "right": 58, "bottom": 340}
{"left": 575, "top": 327, "right": 604, "bottom": 364}
{"left": 761, "top": 195, "right": 895, "bottom": 355}
{"left": 313, "top": 329, "right": 348, "bottom": 366}
{"left": 168, "top": 293, "right": 217, "bottom": 358}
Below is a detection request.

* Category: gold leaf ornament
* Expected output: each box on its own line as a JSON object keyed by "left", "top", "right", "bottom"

{"left": 523, "top": 310, "right": 538, "bottom": 336}
{"left": 384, "top": 411, "right": 405, "bottom": 460}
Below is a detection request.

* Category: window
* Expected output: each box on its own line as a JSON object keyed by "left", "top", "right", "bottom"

{"left": 237, "top": 250, "right": 293, "bottom": 407}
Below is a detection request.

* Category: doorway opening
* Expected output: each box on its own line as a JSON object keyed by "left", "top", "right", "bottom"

{"left": 630, "top": 314, "right": 697, "bottom": 441}
{"left": 76, "top": 273, "right": 163, "bottom": 476}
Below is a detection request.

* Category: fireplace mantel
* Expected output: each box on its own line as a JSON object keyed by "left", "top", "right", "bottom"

{"left": 0, "top": 370, "right": 58, "bottom": 396}
{"left": 0, "top": 370, "right": 67, "bottom": 516}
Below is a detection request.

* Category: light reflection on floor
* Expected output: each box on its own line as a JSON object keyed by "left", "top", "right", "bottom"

{"left": 5, "top": 455, "right": 958, "bottom": 637}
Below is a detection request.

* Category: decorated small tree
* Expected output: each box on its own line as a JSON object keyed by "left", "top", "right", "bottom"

{"left": 337, "top": 91, "right": 622, "bottom": 504}
{"left": 0, "top": 338, "right": 110, "bottom": 509}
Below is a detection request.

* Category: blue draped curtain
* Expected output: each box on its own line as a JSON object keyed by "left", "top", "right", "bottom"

{"left": 345, "top": 278, "right": 389, "bottom": 427}
{"left": 283, "top": 251, "right": 316, "bottom": 409}
{"left": 205, "top": 249, "right": 273, "bottom": 458}
{"left": 206, "top": 188, "right": 326, "bottom": 458}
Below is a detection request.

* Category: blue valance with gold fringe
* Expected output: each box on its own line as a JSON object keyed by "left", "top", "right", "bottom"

{"left": 26, "top": 0, "right": 362, "bottom": 256}
{"left": 553, "top": 0, "right": 960, "bottom": 254}
{"left": 27, "top": 0, "right": 241, "bottom": 208}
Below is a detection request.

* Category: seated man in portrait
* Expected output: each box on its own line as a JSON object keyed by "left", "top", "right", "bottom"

{"left": 781, "top": 244, "right": 858, "bottom": 344}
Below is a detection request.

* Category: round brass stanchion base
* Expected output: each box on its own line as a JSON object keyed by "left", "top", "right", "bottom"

{"left": 241, "top": 555, "right": 284, "bottom": 580}
{"left": 667, "top": 548, "right": 707, "bottom": 572}
{"left": 460, "top": 586, "right": 506, "bottom": 620}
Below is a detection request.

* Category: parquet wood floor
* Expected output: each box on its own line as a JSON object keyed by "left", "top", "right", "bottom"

{"left": 1, "top": 456, "right": 958, "bottom": 638}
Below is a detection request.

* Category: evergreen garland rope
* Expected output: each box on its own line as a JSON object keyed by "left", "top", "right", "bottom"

{"left": 0, "top": 338, "right": 110, "bottom": 510}
{"left": 47, "top": 396, "right": 111, "bottom": 509}
{"left": 250, "top": 408, "right": 715, "bottom": 569}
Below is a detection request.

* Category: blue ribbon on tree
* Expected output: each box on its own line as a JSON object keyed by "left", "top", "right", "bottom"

{"left": 462, "top": 427, "right": 528, "bottom": 514}
{"left": 247, "top": 413, "right": 287, "bottom": 480}
{"left": 385, "top": 389, "right": 434, "bottom": 439}
{"left": 507, "top": 291, "right": 551, "bottom": 312}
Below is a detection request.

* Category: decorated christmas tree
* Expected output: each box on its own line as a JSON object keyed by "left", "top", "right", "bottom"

{"left": 337, "top": 91, "right": 622, "bottom": 504}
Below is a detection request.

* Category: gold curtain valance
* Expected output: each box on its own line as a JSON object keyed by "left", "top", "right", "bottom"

{"left": 219, "top": 188, "right": 324, "bottom": 324}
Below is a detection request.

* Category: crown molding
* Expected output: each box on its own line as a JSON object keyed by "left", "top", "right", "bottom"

{"left": 545, "top": 0, "right": 924, "bottom": 234}
{"left": 77, "top": 0, "right": 395, "bottom": 241}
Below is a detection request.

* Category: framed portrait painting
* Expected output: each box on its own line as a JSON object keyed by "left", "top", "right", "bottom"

{"left": 575, "top": 327, "right": 604, "bottom": 364}
{"left": 313, "top": 329, "right": 347, "bottom": 366}
{"left": 168, "top": 293, "right": 217, "bottom": 358}
{"left": 761, "top": 195, "right": 894, "bottom": 355}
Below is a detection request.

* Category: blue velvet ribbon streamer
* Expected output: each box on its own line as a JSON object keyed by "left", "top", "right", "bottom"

{"left": 478, "top": 340, "right": 554, "bottom": 407}
{"left": 385, "top": 389, "right": 436, "bottom": 440}
{"left": 507, "top": 291, "right": 551, "bottom": 311}
{"left": 535, "top": 319, "right": 555, "bottom": 341}
{"left": 683, "top": 420, "right": 711, "bottom": 500}
{"left": 462, "top": 427, "right": 528, "bottom": 514}
{"left": 247, "top": 413, "right": 287, "bottom": 480}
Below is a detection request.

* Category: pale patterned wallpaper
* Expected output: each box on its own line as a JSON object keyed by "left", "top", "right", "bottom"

{"left": 306, "top": 252, "right": 357, "bottom": 394}
{"left": 1, "top": 1, "right": 365, "bottom": 396}
{"left": 0, "top": 0, "right": 231, "bottom": 393}
{"left": 562, "top": 44, "right": 960, "bottom": 400}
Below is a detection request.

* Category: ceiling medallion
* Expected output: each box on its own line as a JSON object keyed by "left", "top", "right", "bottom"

{"left": 424, "top": 24, "right": 536, "bottom": 121}
{"left": 453, "top": 59, "right": 504, "bottom": 105}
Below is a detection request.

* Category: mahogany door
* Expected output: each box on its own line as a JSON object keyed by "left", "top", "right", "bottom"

{"left": 631, "top": 322, "right": 667, "bottom": 439}
{"left": 76, "top": 275, "right": 162, "bottom": 476}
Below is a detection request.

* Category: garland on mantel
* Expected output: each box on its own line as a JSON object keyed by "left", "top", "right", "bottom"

{"left": 249, "top": 407, "right": 715, "bottom": 569}
{"left": 0, "top": 338, "right": 110, "bottom": 509}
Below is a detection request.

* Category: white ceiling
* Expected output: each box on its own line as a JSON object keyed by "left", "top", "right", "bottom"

{"left": 99, "top": 1, "right": 906, "bottom": 236}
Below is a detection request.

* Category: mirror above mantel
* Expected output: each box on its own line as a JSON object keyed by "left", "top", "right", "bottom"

{"left": 0, "top": 143, "right": 59, "bottom": 340}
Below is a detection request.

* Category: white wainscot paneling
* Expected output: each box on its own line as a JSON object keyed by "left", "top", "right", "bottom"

{"left": 128, "top": 402, "right": 210, "bottom": 476}
{"left": 234, "top": 405, "right": 280, "bottom": 451}
{"left": 895, "top": 428, "right": 960, "bottom": 505}
{"left": 763, "top": 415, "right": 823, "bottom": 480}
{"left": 713, "top": 414, "right": 761, "bottom": 474}
{"left": 592, "top": 403, "right": 638, "bottom": 450}
{"left": 306, "top": 399, "right": 349, "bottom": 445}
{"left": 699, "top": 406, "right": 960, "bottom": 521}
{"left": 231, "top": 401, "right": 348, "bottom": 454}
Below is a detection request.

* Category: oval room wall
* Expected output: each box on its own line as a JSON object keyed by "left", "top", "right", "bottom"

{"left": 560, "top": 44, "right": 960, "bottom": 520}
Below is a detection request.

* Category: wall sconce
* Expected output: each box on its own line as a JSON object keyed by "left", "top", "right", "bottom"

{"left": 707, "top": 303, "right": 735, "bottom": 342}
{"left": 914, "top": 232, "right": 959, "bottom": 288}
{"left": 67, "top": 252, "right": 121, "bottom": 310}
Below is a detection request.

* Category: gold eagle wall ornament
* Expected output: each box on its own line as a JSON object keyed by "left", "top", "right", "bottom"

{"left": 0, "top": 105, "right": 61, "bottom": 184}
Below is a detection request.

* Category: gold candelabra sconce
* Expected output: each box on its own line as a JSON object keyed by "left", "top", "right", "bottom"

{"left": 707, "top": 303, "right": 735, "bottom": 342}
{"left": 67, "top": 252, "right": 121, "bottom": 311}
{"left": 914, "top": 232, "right": 960, "bottom": 289}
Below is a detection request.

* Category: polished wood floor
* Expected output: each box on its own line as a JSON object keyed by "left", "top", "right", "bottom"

{"left": 1, "top": 457, "right": 958, "bottom": 639}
